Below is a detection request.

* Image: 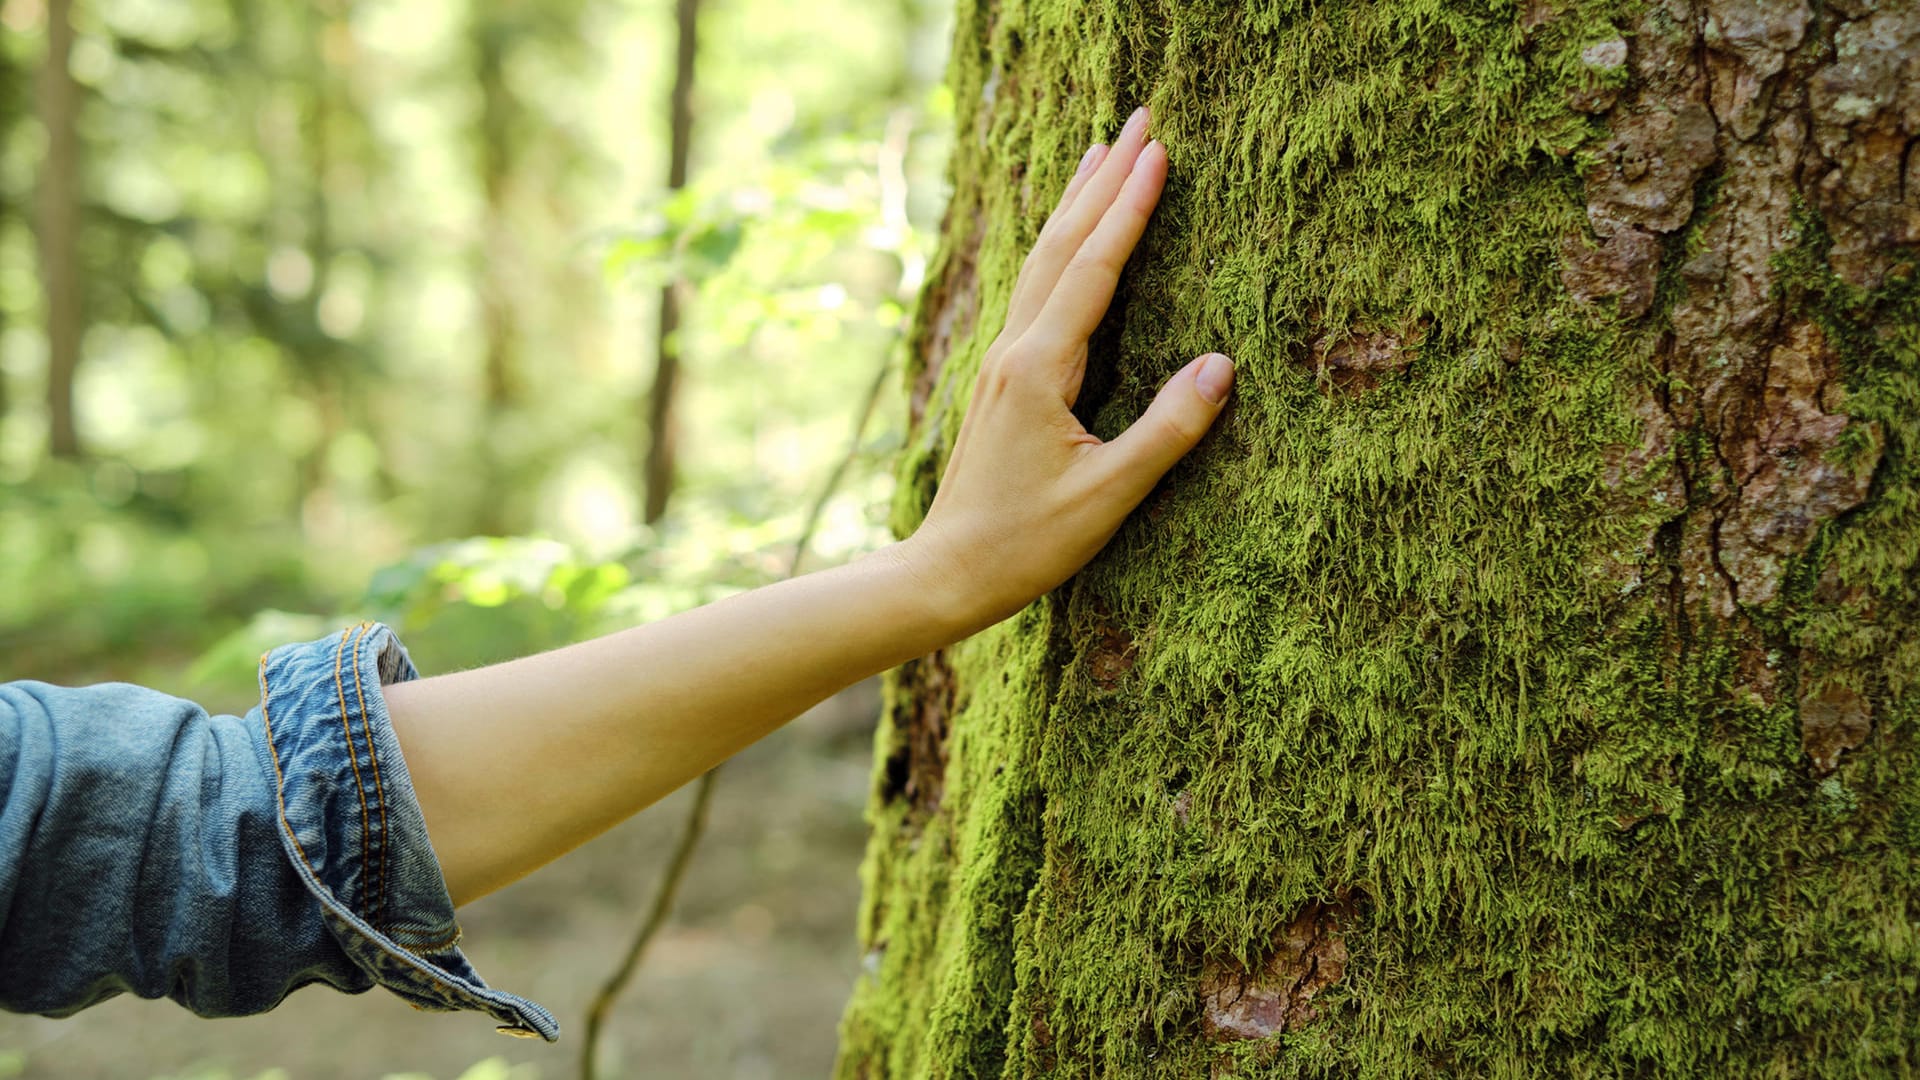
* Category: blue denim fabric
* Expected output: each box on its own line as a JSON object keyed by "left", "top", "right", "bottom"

{"left": 0, "top": 623, "right": 558, "bottom": 1040}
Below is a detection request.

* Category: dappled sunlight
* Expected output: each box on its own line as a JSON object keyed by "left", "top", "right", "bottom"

{"left": 0, "top": 0, "right": 953, "bottom": 1072}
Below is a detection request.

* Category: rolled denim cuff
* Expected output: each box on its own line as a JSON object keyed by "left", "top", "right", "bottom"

{"left": 252, "top": 622, "right": 558, "bottom": 1040}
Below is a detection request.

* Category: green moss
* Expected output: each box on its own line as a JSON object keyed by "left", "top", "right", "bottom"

{"left": 841, "top": 1, "right": 1920, "bottom": 1076}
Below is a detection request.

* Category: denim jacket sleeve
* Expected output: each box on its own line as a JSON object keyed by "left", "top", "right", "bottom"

{"left": 0, "top": 622, "right": 558, "bottom": 1040}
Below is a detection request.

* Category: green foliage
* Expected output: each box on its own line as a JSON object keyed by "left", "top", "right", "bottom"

{"left": 359, "top": 537, "right": 635, "bottom": 666}
{"left": 185, "top": 518, "right": 803, "bottom": 701}
{"left": 0, "top": 0, "right": 953, "bottom": 700}
{"left": 841, "top": 0, "right": 1919, "bottom": 1076}
{"left": 0, "top": 0, "right": 952, "bottom": 1075}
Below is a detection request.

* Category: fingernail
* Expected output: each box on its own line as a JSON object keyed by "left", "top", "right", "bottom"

{"left": 1195, "top": 353, "right": 1235, "bottom": 405}
{"left": 1076, "top": 143, "right": 1103, "bottom": 176}
{"left": 1124, "top": 106, "right": 1149, "bottom": 138}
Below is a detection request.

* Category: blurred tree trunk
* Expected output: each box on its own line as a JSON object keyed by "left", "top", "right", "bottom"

{"left": 641, "top": 0, "right": 700, "bottom": 525}
{"left": 475, "top": 23, "right": 516, "bottom": 418}
{"left": 36, "top": 0, "right": 82, "bottom": 461}
{"left": 0, "top": 44, "right": 13, "bottom": 440}
{"left": 470, "top": 8, "right": 520, "bottom": 535}
{"left": 837, "top": 2, "right": 1919, "bottom": 1076}
{"left": 297, "top": 1, "right": 343, "bottom": 510}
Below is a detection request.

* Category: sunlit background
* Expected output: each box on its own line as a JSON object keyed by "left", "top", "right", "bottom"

{"left": 0, "top": 0, "right": 955, "bottom": 1074}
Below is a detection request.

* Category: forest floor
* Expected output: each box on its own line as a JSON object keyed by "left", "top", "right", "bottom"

{"left": 0, "top": 681, "right": 882, "bottom": 1080}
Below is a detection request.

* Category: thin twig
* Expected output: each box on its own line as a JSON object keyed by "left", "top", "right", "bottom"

{"left": 578, "top": 766, "right": 715, "bottom": 1080}
{"left": 578, "top": 351, "right": 895, "bottom": 1080}
{"left": 789, "top": 357, "right": 896, "bottom": 573}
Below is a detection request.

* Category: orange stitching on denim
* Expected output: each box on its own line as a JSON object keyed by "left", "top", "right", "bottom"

{"left": 349, "top": 621, "right": 394, "bottom": 931}
{"left": 333, "top": 626, "right": 376, "bottom": 919}
{"left": 261, "top": 652, "right": 507, "bottom": 1021}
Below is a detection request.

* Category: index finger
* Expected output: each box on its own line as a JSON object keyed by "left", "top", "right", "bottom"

{"left": 1002, "top": 107, "right": 1155, "bottom": 340}
{"left": 1026, "top": 138, "right": 1169, "bottom": 350}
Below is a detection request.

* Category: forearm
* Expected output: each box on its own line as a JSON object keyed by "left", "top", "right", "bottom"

{"left": 384, "top": 538, "right": 967, "bottom": 905}
{"left": 386, "top": 104, "right": 1229, "bottom": 909}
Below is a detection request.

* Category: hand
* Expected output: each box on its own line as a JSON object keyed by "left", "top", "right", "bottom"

{"left": 387, "top": 119, "right": 1233, "bottom": 903}
{"left": 900, "top": 106, "right": 1235, "bottom": 634}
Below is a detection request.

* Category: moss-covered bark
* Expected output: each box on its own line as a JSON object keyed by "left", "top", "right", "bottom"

{"left": 838, "top": 1, "right": 1920, "bottom": 1075}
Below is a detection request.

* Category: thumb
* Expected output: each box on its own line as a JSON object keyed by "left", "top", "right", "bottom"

{"left": 1097, "top": 352, "right": 1233, "bottom": 496}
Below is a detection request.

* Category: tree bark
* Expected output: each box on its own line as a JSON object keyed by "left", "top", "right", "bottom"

{"left": 641, "top": 0, "right": 700, "bottom": 525}
{"left": 838, "top": 1, "right": 1919, "bottom": 1076}
{"left": 37, "top": 0, "right": 82, "bottom": 461}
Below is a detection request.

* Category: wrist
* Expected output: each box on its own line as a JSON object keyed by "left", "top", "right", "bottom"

{"left": 883, "top": 529, "right": 990, "bottom": 646}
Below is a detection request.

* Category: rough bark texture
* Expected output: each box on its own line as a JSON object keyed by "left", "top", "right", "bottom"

{"left": 837, "top": 0, "right": 1919, "bottom": 1076}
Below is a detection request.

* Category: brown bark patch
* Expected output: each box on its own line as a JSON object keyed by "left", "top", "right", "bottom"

{"left": 1581, "top": 4, "right": 1897, "bottom": 619}
{"left": 1582, "top": 38, "right": 1628, "bottom": 70}
{"left": 1734, "top": 639, "right": 1782, "bottom": 707}
{"left": 1031, "top": 1008, "right": 1052, "bottom": 1048}
{"left": 1717, "top": 322, "right": 1881, "bottom": 606}
{"left": 1199, "top": 900, "right": 1352, "bottom": 1041}
{"left": 882, "top": 650, "right": 957, "bottom": 816}
{"left": 1585, "top": 102, "right": 1720, "bottom": 238}
{"left": 1083, "top": 599, "right": 1141, "bottom": 691}
{"left": 1518, "top": 0, "right": 1555, "bottom": 40}
{"left": 1306, "top": 321, "right": 1423, "bottom": 392}
{"left": 1703, "top": 0, "right": 1809, "bottom": 139}
{"left": 1801, "top": 681, "right": 1872, "bottom": 775}
{"left": 1561, "top": 227, "right": 1663, "bottom": 317}
{"left": 1569, "top": 37, "right": 1627, "bottom": 114}
{"left": 1806, "top": 8, "right": 1920, "bottom": 288}
{"left": 1169, "top": 787, "right": 1194, "bottom": 826}
{"left": 1030, "top": 1003, "right": 1056, "bottom": 1072}
{"left": 1563, "top": 18, "right": 1720, "bottom": 321}
{"left": 1088, "top": 625, "right": 1138, "bottom": 690}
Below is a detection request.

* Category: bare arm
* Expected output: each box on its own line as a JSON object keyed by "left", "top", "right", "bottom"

{"left": 385, "top": 106, "right": 1237, "bottom": 905}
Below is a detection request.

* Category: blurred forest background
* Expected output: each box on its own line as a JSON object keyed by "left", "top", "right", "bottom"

{"left": 0, "top": 0, "right": 955, "bottom": 1074}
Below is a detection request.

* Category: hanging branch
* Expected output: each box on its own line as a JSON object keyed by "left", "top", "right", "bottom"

{"left": 578, "top": 347, "right": 896, "bottom": 1080}
{"left": 577, "top": 761, "right": 715, "bottom": 1080}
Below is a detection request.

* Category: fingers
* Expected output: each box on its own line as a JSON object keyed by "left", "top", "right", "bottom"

{"left": 1095, "top": 353, "right": 1234, "bottom": 503}
{"left": 1001, "top": 143, "right": 1106, "bottom": 337}
{"left": 1002, "top": 106, "right": 1156, "bottom": 339}
{"left": 1055, "top": 143, "right": 1110, "bottom": 228}
{"left": 1028, "top": 138, "right": 1169, "bottom": 350}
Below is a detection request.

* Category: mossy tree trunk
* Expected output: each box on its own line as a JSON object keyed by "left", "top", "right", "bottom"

{"left": 838, "top": 0, "right": 1918, "bottom": 1076}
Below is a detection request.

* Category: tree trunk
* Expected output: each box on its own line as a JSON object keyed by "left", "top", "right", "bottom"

{"left": 0, "top": 44, "right": 14, "bottom": 441}
{"left": 838, "top": 2, "right": 1919, "bottom": 1076}
{"left": 470, "top": 8, "right": 522, "bottom": 536}
{"left": 296, "top": 0, "right": 344, "bottom": 510}
{"left": 37, "top": 0, "right": 82, "bottom": 461}
{"left": 641, "top": 0, "right": 700, "bottom": 525}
